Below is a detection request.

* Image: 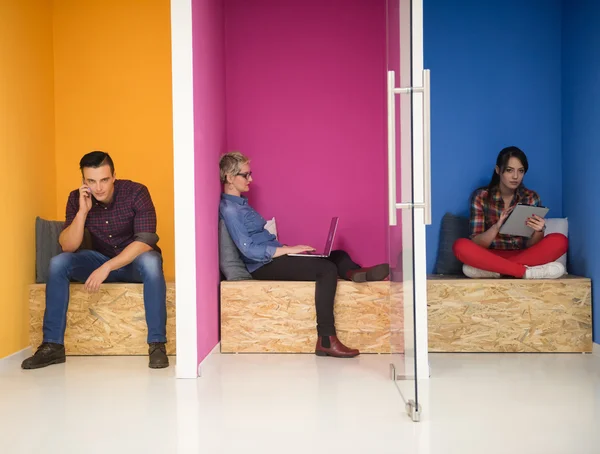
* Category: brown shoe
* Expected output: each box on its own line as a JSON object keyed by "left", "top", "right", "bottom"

{"left": 148, "top": 342, "right": 169, "bottom": 369}
{"left": 347, "top": 263, "right": 390, "bottom": 282}
{"left": 315, "top": 335, "right": 360, "bottom": 358}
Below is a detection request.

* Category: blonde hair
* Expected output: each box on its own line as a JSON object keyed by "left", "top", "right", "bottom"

{"left": 219, "top": 151, "right": 250, "bottom": 184}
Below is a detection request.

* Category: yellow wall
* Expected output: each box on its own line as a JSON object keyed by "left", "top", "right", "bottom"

{"left": 0, "top": 1, "right": 57, "bottom": 358}
{"left": 0, "top": 0, "right": 174, "bottom": 359}
{"left": 53, "top": 0, "right": 175, "bottom": 279}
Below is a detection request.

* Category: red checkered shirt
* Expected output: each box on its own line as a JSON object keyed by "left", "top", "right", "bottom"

{"left": 63, "top": 179, "right": 160, "bottom": 258}
{"left": 469, "top": 185, "right": 542, "bottom": 250}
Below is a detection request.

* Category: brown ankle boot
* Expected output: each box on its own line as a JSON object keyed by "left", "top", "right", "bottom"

{"left": 315, "top": 335, "right": 360, "bottom": 358}
{"left": 347, "top": 263, "right": 390, "bottom": 282}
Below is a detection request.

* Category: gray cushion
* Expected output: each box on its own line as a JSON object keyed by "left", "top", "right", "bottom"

{"left": 434, "top": 213, "right": 470, "bottom": 275}
{"left": 219, "top": 219, "right": 252, "bottom": 281}
{"left": 35, "top": 217, "right": 65, "bottom": 283}
{"left": 35, "top": 217, "right": 94, "bottom": 283}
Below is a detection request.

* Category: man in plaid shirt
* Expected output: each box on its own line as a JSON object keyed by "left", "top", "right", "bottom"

{"left": 22, "top": 151, "right": 168, "bottom": 370}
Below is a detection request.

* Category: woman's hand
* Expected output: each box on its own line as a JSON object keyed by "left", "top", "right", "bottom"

{"left": 287, "top": 245, "right": 316, "bottom": 255}
{"left": 273, "top": 245, "right": 317, "bottom": 258}
{"left": 526, "top": 214, "right": 546, "bottom": 232}
{"left": 273, "top": 245, "right": 316, "bottom": 258}
{"left": 495, "top": 206, "right": 514, "bottom": 230}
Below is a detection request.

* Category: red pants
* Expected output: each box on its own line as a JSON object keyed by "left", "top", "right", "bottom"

{"left": 453, "top": 233, "right": 568, "bottom": 278}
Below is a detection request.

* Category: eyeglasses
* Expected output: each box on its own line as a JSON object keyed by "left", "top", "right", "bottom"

{"left": 236, "top": 172, "right": 253, "bottom": 180}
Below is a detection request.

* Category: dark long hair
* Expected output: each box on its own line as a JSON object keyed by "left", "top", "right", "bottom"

{"left": 486, "top": 146, "right": 528, "bottom": 193}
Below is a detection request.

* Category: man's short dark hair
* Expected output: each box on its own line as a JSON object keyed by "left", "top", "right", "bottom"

{"left": 80, "top": 151, "right": 115, "bottom": 175}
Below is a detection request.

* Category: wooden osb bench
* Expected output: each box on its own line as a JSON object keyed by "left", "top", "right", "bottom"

{"left": 29, "top": 283, "right": 176, "bottom": 355}
{"left": 220, "top": 280, "right": 401, "bottom": 353}
{"left": 221, "top": 276, "right": 593, "bottom": 355}
{"left": 427, "top": 275, "right": 592, "bottom": 353}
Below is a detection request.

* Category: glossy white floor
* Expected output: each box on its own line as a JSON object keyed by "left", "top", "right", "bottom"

{"left": 1, "top": 349, "right": 599, "bottom": 454}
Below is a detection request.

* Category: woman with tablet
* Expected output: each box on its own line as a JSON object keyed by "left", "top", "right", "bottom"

{"left": 218, "top": 152, "right": 390, "bottom": 358}
{"left": 453, "top": 146, "right": 568, "bottom": 279}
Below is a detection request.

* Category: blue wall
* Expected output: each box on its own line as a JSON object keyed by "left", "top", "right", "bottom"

{"left": 562, "top": 0, "right": 600, "bottom": 342}
{"left": 424, "top": 0, "right": 563, "bottom": 273}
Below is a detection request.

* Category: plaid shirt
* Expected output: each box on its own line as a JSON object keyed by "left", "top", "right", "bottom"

{"left": 469, "top": 185, "right": 542, "bottom": 250}
{"left": 64, "top": 179, "right": 160, "bottom": 258}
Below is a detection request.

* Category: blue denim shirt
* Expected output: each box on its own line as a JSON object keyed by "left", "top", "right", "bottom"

{"left": 219, "top": 193, "right": 282, "bottom": 273}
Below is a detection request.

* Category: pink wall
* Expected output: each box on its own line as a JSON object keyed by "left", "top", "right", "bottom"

{"left": 192, "top": 0, "right": 226, "bottom": 364}
{"left": 387, "top": 0, "right": 403, "bottom": 272}
{"left": 224, "top": 0, "right": 388, "bottom": 266}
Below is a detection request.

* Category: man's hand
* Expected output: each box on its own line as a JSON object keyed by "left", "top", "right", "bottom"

{"left": 79, "top": 185, "right": 92, "bottom": 215}
{"left": 84, "top": 263, "right": 111, "bottom": 293}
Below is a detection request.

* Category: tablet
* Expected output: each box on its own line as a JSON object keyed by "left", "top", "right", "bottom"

{"left": 499, "top": 204, "right": 549, "bottom": 238}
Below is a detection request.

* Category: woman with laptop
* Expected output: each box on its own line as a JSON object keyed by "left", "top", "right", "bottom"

{"left": 219, "top": 152, "right": 389, "bottom": 358}
{"left": 453, "top": 146, "right": 568, "bottom": 279}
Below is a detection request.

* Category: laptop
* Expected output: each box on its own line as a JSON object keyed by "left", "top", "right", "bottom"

{"left": 288, "top": 217, "right": 339, "bottom": 258}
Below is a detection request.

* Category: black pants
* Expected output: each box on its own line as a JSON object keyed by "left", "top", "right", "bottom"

{"left": 251, "top": 250, "right": 360, "bottom": 336}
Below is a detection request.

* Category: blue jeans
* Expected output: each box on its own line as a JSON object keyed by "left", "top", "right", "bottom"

{"left": 43, "top": 250, "right": 167, "bottom": 344}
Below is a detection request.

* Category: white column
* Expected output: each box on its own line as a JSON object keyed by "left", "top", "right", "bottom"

{"left": 171, "top": 0, "right": 198, "bottom": 379}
